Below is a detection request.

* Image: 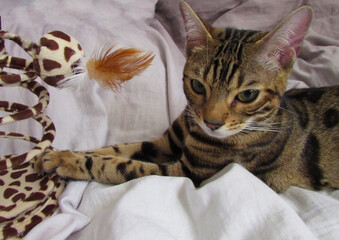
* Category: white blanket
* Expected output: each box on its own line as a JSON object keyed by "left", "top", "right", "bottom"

{"left": 0, "top": 0, "right": 338, "bottom": 239}
{"left": 26, "top": 164, "right": 339, "bottom": 240}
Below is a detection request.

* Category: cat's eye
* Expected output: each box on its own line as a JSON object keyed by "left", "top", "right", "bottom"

{"left": 236, "top": 89, "right": 259, "bottom": 103}
{"left": 191, "top": 79, "right": 206, "bottom": 95}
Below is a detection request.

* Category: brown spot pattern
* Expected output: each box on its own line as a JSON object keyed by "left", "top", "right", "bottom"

{"left": 1, "top": 74, "right": 21, "bottom": 84}
{"left": 11, "top": 153, "right": 27, "bottom": 166}
{"left": 39, "top": 177, "right": 49, "bottom": 191}
{"left": 0, "top": 216, "right": 8, "bottom": 222}
{"left": 4, "top": 188, "right": 18, "bottom": 199}
{"left": 23, "top": 215, "right": 43, "bottom": 236}
{"left": 41, "top": 204, "right": 57, "bottom": 216}
{"left": 10, "top": 170, "right": 28, "bottom": 179}
{"left": 64, "top": 47, "right": 76, "bottom": 62}
{"left": 49, "top": 31, "right": 71, "bottom": 42}
{"left": 9, "top": 57, "right": 27, "bottom": 69}
{"left": 43, "top": 59, "right": 62, "bottom": 71}
{"left": 9, "top": 181, "right": 21, "bottom": 187}
{"left": 25, "top": 192, "right": 45, "bottom": 202}
{"left": 0, "top": 204, "right": 16, "bottom": 212}
{"left": 12, "top": 36, "right": 23, "bottom": 47}
{"left": 3, "top": 225, "right": 18, "bottom": 239}
{"left": 12, "top": 193, "right": 26, "bottom": 203}
{"left": 36, "top": 45, "right": 41, "bottom": 55}
{"left": 40, "top": 37, "right": 59, "bottom": 50}
{"left": 0, "top": 43, "right": 4, "bottom": 52}
{"left": 25, "top": 173, "right": 40, "bottom": 182}
{"left": 33, "top": 58, "right": 41, "bottom": 75}
{"left": 7, "top": 132, "right": 24, "bottom": 137}
{"left": 43, "top": 75, "right": 64, "bottom": 86}
{"left": 12, "top": 162, "right": 29, "bottom": 170}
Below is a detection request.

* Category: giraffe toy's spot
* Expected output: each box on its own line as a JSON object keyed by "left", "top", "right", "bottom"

{"left": 49, "top": 31, "right": 71, "bottom": 42}
{"left": 64, "top": 47, "right": 76, "bottom": 62}
{"left": 42, "top": 59, "right": 62, "bottom": 71}
{"left": 40, "top": 38, "right": 59, "bottom": 50}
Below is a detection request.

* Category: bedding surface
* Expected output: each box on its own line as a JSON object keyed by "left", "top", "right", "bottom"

{"left": 0, "top": 0, "right": 338, "bottom": 239}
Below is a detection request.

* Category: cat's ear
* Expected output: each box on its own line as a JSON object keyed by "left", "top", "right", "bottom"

{"left": 257, "top": 6, "right": 313, "bottom": 69}
{"left": 179, "top": 0, "right": 213, "bottom": 54}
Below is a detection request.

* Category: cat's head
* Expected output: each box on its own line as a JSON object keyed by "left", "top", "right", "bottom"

{"left": 179, "top": 0, "right": 313, "bottom": 139}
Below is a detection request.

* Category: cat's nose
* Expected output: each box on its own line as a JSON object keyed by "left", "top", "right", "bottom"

{"left": 204, "top": 120, "right": 223, "bottom": 131}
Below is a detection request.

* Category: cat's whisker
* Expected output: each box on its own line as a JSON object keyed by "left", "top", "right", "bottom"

{"left": 247, "top": 114, "right": 295, "bottom": 132}
{"left": 276, "top": 105, "right": 300, "bottom": 117}
{"left": 243, "top": 120, "right": 283, "bottom": 133}
{"left": 255, "top": 123, "right": 282, "bottom": 130}
{"left": 243, "top": 126, "right": 281, "bottom": 133}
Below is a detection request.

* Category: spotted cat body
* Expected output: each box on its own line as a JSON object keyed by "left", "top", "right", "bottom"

{"left": 37, "top": 1, "right": 339, "bottom": 193}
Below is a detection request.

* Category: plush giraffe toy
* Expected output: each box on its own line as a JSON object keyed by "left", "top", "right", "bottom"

{"left": 0, "top": 29, "right": 154, "bottom": 239}
{"left": 0, "top": 30, "right": 154, "bottom": 89}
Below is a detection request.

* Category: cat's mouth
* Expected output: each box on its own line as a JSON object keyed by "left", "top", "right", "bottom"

{"left": 199, "top": 121, "right": 241, "bottom": 139}
{"left": 187, "top": 108, "right": 243, "bottom": 139}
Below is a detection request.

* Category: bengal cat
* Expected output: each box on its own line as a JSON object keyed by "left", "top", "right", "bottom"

{"left": 36, "top": 1, "right": 339, "bottom": 193}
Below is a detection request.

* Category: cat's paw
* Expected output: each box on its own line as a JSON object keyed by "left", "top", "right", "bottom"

{"left": 40, "top": 150, "right": 84, "bottom": 179}
{"left": 34, "top": 148, "right": 54, "bottom": 174}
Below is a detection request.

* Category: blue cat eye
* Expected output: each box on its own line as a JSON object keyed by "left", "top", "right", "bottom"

{"left": 236, "top": 89, "right": 260, "bottom": 103}
{"left": 191, "top": 79, "right": 206, "bottom": 95}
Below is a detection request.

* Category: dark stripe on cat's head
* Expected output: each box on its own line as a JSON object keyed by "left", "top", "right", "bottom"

{"left": 205, "top": 29, "right": 263, "bottom": 88}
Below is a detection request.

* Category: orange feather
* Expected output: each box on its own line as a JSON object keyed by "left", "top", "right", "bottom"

{"left": 86, "top": 45, "right": 154, "bottom": 91}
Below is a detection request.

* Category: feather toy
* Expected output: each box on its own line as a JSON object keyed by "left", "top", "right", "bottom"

{"left": 86, "top": 45, "right": 154, "bottom": 90}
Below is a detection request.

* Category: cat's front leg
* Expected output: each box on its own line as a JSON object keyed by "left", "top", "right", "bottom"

{"left": 40, "top": 150, "right": 186, "bottom": 184}
{"left": 44, "top": 113, "right": 188, "bottom": 165}
{"left": 36, "top": 112, "right": 190, "bottom": 183}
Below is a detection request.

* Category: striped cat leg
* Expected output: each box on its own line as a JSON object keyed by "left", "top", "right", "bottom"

{"left": 77, "top": 136, "right": 178, "bottom": 165}
{"left": 41, "top": 151, "right": 186, "bottom": 184}
{"left": 38, "top": 113, "right": 190, "bottom": 183}
{"left": 43, "top": 112, "right": 188, "bottom": 165}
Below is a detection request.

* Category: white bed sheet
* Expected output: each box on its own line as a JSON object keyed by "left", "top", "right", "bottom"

{"left": 0, "top": 0, "right": 338, "bottom": 239}
{"left": 25, "top": 164, "right": 339, "bottom": 240}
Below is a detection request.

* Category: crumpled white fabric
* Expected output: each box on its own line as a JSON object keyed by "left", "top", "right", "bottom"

{"left": 26, "top": 164, "right": 339, "bottom": 240}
